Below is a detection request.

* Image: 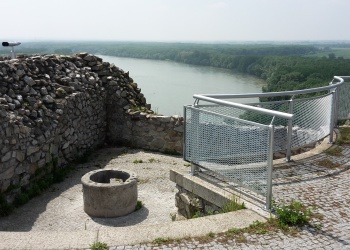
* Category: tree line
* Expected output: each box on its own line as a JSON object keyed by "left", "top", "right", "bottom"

{"left": 2, "top": 41, "right": 350, "bottom": 98}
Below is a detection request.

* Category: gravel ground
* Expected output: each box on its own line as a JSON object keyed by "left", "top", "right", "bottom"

{"left": 0, "top": 147, "right": 189, "bottom": 232}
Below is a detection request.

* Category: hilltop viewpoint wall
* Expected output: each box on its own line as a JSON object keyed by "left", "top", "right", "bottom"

{"left": 0, "top": 53, "right": 183, "bottom": 195}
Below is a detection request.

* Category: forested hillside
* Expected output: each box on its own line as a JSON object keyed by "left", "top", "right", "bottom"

{"left": 2, "top": 41, "right": 350, "bottom": 96}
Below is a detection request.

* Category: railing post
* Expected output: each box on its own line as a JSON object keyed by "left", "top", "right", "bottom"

{"left": 286, "top": 98, "right": 294, "bottom": 162}
{"left": 333, "top": 86, "right": 339, "bottom": 127}
{"left": 183, "top": 106, "right": 187, "bottom": 161}
{"left": 191, "top": 163, "right": 200, "bottom": 175}
{"left": 329, "top": 91, "right": 336, "bottom": 143}
{"left": 190, "top": 104, "right": 200, "bottom": 175}
{"left": 266, "top": 124, "right": 274, "bottom": 210}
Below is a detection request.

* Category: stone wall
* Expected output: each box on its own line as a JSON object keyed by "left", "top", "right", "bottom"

{"left": 170, "top": 169, "right": 234, "bottom": 219}
{"left": 0, "top": 53, "right": 183, "bottom": 194}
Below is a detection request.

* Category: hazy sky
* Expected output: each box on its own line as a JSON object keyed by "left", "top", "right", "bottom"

{"left": 1, "top": 0, "right": 348, "bottom": 42}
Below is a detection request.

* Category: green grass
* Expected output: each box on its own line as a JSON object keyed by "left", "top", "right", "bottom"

{"left": 90, "top": 241, "right": 108, "bottom": 250}
{"left": 337, "top": 127, "right": 350, "bottom": 145}
{"left": 273, "top": 199, "right": 314, "bottom": 229}
{"left": 135, "top": 200, "right": 143, "bottom": 211}
{"left": 317, "top": 159, "right": 341, "bottom": 168}
{"left": 324, "top": 146, "right": 343, "bottom": 156}
{"left": 148, "top": 158, "right": 160, "bottom": 163}
{"left": 153, "top": 237, "right": 171, "bottom": 244}
{"left": 133, "top": 159, "right": 143, "bottom": 164}
{"left": 144, "top": 200, "right": 319, "bottom": 246}
{"left": 221, "top": 197, "right": 246, "bottom": 213}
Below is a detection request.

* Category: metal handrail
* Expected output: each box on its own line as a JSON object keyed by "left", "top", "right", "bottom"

{"left": 193, "top": 94, "right": 293, "bottom": 120}
{"left": 186, "top": 76, "right": 349, "bottom": 210}
{"left": 194, "top": 76, "right": 346, "bottom": 99}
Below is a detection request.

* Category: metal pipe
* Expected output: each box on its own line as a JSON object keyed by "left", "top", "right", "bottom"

{"left": 183, "top": 106, "right": 187, "bottom": 161}
{"left": 190, "top": 108, "right": 201, "bottom": 175}
{"left": 266, "top": 124, "right": 274, "bottom": 210}
{"left": 333, "top": 86, "right": 339, "bottom": 126}
{"left": 186, "top": 105, "right": 270, "bottom": 128}
{"left": 286, "top": 98, "right": 294, "bottom": 161}
{"left": 329, "top": 91, "right": 336, "bottom": 143}
{"left": 196, "top": 76, "right": 345, "bottom": 99}
{"left": 193, "top": 94, "right": 293, "bottom": 120}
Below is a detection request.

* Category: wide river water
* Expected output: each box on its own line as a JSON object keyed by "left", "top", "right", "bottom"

{"left": 99, "top": 55, "right": 266, "bottom": 116}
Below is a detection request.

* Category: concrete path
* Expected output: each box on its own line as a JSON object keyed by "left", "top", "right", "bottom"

{"left": 1, "top": 134, "right": 350, "bottom": 249}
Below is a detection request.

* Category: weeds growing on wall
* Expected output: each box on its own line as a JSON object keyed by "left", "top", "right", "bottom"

{"left": 221, "top": 197, "right": 246, "bottom": 213}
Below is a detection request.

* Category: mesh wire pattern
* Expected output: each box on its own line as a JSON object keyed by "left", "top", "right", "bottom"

{"left": 291, "top": 94, "right": 332, "bottom": 148}
{"left": 337, "top": 82, "right": 350, "bottom": 119}
{"left": 184, "top": 86, "right": 346, "bottom": 203}
{"left": 184, "top": 106, "right": 271, "bottom": 195}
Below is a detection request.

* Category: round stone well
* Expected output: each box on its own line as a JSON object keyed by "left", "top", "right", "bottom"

{"left": 81, "top": 169, "right": 138, "bottom": 217}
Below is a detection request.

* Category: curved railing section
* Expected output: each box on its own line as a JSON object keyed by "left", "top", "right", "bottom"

{"left": 183, "top": 76, "right": 350, "bottom": 209}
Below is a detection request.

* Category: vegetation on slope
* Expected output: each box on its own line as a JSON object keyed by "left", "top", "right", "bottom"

{"left": 2, "top": 41, "right": 350, "bottom": 96}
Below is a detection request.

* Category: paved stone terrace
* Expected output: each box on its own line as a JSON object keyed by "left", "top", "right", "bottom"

{"left": 109, "top": 144, "right": 350, "bottom": 249}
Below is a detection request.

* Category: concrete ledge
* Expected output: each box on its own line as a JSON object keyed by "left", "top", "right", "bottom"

{"left": 98, "top": 209, "right": 266, "bottom": 246}
{"left": 0, "top": 209, "right": 265, "bottom": 250}
{"left": 273, "top": 133, "right": 335, "bottom": 166}
{"left": 170, "top": 169, "right": 272, "bottom": 219}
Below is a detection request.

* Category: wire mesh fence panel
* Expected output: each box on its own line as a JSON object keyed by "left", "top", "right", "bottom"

{"left": 197, "top": 104, "right": 249, "bottom": 119}
{"left": 337, "top": 82, "right": 350, "bottom": 119}
{"left": 291, "top": 94, "right": 332, "bottom": 148}
{"left": 184, "top": 105, "right": 271, "bottom": 196}
{"left": 184, "top": 76, "right": 348, "bottom": 210}
{"left": 248, "top": 101, "right": 290, "bottom": 152}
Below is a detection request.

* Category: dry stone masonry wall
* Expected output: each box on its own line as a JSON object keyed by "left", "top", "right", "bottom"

{"left": 0, "top": 53, "right": 183, "bottom": 194}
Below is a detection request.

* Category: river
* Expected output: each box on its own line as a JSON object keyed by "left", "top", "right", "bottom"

{"left": 98, "top": 55, "right": 266, "bottom": 116}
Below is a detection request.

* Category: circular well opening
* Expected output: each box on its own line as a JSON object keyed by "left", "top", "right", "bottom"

{"left": 90, "top": 170, "right": 130, "bottom": 184}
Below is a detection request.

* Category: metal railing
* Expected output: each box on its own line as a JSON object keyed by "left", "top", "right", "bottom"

{"left": 183, "top": 76, "right": 350, "bottom": 210}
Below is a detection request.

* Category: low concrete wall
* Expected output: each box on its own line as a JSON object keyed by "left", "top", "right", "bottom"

{"left": 170, "top": 169, "right": 234, "bottom": 218}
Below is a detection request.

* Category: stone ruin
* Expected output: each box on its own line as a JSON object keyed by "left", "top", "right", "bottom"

{"left": 0, "top": 53, "right": 183, "bottom": 195}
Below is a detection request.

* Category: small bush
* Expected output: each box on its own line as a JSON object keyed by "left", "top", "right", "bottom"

{"left": 133, "top": 159, "right": 143, "bottom": 164}
{"left": 274, "top": 199, "right": 314, "bottom": 228}
{"left": 135, "top": 200, "right": 143, "bottom": 211}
